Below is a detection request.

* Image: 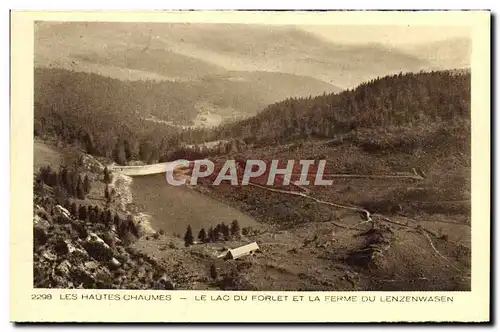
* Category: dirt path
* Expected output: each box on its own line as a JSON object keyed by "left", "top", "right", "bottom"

{"left": 248, "top": 182, "right": 372, "bottom": 223}
{"left": 248, "top": 180, "right": 466, "bottom": 274}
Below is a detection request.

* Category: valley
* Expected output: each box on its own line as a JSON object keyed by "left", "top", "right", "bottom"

{"left": 32, "top": 22, "right": 472, "bottom": 291}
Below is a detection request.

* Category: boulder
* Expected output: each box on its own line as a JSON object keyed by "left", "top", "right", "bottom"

{"left": 34, "top": 214, "right": 50, "bottom": 228}
{"left": 83, "top": 233, "right": 114, "bottom": 262}
{"left": 41, "top": 250, "right": 57, "bottom": 262}
{"left": 54, "top": 205, "right": 72, "bottom": 221}
{"left": 93, "top": 266, "right": 113, "bottom": 286}
{"left": 56, "top": 260, "right": 72, "bottom": 276}
{"left": 35, "top": 205, "right": 51, "bottom": 221}
{"left": 83, "top": 261, "right": 99, "bottom": 271}
{"left": 109, "top": 257, "right": 121, "bottom": 268}
{"left": 155, "top": 274, "right": 175, "bottom": 290}
{"left": 64, "top": 240, "right": 89, "bottom": 262}
{"left": 72, "top": 264, "right": 97, "bottom": 288}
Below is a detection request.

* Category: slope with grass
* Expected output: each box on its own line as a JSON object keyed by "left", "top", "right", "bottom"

{"left": 177, "top": 70, "right": 472, "bottom": 291}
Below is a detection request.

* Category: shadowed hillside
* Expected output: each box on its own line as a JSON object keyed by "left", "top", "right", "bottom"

{"left": 215, "top": 70, "right": 470, "bottom": 156}
{"left": 180, "top": 70, "right": 471, "bottom": 291}
{"left": 34, "top": 66, "right": 339, "bottom": 164}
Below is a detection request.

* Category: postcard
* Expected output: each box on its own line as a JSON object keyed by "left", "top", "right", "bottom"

{"left": 10, "top": 10, "right": 490, "bottom": 323}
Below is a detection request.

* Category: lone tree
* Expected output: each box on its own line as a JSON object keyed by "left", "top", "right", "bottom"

{"left": 105, "top": 184, "right": 111, "bottom": 204}
{"left": 105, "top": 210, "right": 113, "bottom": 226}
{"left": 70, "top": 202, "right": 77, "bottom": 216}
{"left": 210, "top": 263, "right": 218, "bottom": 280}
{"left": 76, "top": 177, "right": 85, "bottom": 200}
{"left": 198, "top": 228, "right": 207, "bottom": 243}
{"left": 230, "top": 219, "right": 241, "bottom": 237}
{"left": 184, "top": 225, "right": 194, "bottom": 247}
{"left": 113, "top": 213, "right": 121, "bottom": 229}
{"left": 103, "top": 166, "right": 112, "bottom": 184}
{"left": 83, "top": 175, "right": 91, "bottom": 195}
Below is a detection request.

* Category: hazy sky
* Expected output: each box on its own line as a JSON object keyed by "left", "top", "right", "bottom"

{"left": 300, "top": 25, "right": 470, "bottom": 46}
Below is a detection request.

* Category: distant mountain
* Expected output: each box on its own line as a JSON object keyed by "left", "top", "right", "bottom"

{"left": 35, "top": 22, "right": 471, "bottom": 129}
{"left": 398, "top": 38, "right": 471, "bottom": 70}
{"left": 35, "top": 22, "right": 342, "bottom": 124}
{"left": 35, "top": 22, "right": 433, "bottom": 90}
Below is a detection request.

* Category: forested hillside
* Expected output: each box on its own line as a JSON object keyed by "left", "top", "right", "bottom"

{"left": 34, "top": 67, "right": 340, "bottom": 164}
{"left": 213, "top": 70, "right": 470, "bottom": 155}
{"left": 34, "top": 68, "right": 182, "bottom": 164}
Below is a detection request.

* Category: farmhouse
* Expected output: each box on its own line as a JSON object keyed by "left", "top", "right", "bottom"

{"left": 226, "top": 242, "right": 260, "bottom": 260}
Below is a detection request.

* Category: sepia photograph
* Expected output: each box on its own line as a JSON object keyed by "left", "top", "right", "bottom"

{"left": 32, "top": 20, "right": 473, "bottom": 292}
{"left": 10, "top": 10, "right": 491, "bottom": 323}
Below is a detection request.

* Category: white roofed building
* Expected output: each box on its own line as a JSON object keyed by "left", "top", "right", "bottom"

{"left": 225, "top": 242, "right": 259, "bottom": 260}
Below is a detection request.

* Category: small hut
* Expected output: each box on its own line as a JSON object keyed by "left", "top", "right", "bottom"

{"left": 225, "top": 242, "right": 259, "bottom": 260}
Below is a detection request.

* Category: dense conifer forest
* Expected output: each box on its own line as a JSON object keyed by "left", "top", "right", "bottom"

{"left": 34, "top": 69, "right": 470, "bottom": 164}
{"left": 214, "top": 70, "right": 470, "bottom": 154}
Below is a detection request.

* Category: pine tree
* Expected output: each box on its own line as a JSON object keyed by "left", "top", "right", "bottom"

{"left": 212, "top": 225, "right": 221, "bottom": 242}
{"left": 85, "top": 132, "right": 96, "bottom": 155}
{"left": 99, "top": 210, "right": 107, "bottom": 225}
{"left": 83, "top": 175, "right": 91, "bottom": 195}
{"left": 76, "top": 177, "right": 85, "bottom": 199}
{"left": 198, "top": 228, "right": 207, "bottom": 243}
{"left": 106, "top": 210, "right": 112, "bottom": 226}
{"left": 60, "top": 167, "right": 69, "bottom": 192}
{"left": 184, "top": 225, "right": 194, "bottom": 247}
{"left": 105, "top": 184, "right": 110, "bottom": 203}
{"left": 207, "top": 227, "right": 215, "bottom": 243}
{"left": 49, "top": 169, "right": 58, "bottom": 187}
{"left": 115, "top": 140, "right": 127, "bottom": 165}
{"left": 78, "top": 205, "right": 88, "bottom": 221}
{"left": 210, "top": 263, "right": 218, "bottom": 280}
{"left": 54, "top": 186, "right": 66, "bottom": 206}
{"left": 70, "top": 202, "right": 77, "bottom": 216}
{"left": 118, "top": 218, "right": 128, "bottom": 238}
{"left": 230, "top": 219, "right": 241, "bottom": 237}
{"left": 88, "top": 209, "right": 96, "bottom": 223}
{"left": 113, "top": 214, "right": 121, "bottom": 229}
{"left": 221, "top": 222, "right": 230, "bottom": 241}
{"left": 103, "top": 167, "right": 111, "bottom": 184}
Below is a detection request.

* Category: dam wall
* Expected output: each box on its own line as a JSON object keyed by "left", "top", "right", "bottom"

{"left": 110, "top": 163, "right": 170, "bottom": 176}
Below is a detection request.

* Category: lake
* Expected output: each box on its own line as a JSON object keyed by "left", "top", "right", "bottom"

{"left": 131, "top": 174, "right": 259, "bottom": 235}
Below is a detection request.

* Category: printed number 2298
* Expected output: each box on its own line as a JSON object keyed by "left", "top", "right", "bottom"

{"left": 31, "top": 294, "right": 52, "bottom": 300}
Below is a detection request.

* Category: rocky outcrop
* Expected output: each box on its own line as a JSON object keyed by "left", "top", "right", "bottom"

{"left": 54, "top": 205, "right": 71, "bottom": 221}
{"left": 83, "top": 233, "right": 114, "bottom": 262}
{"left": 33, "top": 201, "right": 172, "bottom": 289}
